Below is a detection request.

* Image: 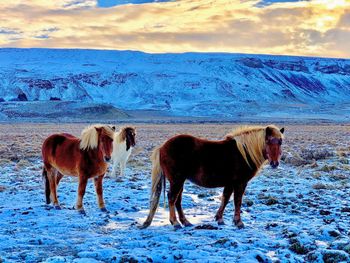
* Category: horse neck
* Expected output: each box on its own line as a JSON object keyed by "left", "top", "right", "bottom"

{"left": 233, "top": 134, "right": 266, "bottom": 171}
{"left": 115, "top": 130, "right": 132, "bottom": 151}
{"left": 241, "top": 144, "right": 259, "bottom": 171}
{"left": 114, "top": 132, "right": 125, "bottom": 147}
{"left": 84, "top": 143, "right": 104, "bottom": 162}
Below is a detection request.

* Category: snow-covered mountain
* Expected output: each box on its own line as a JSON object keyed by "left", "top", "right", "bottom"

{"left": 0, "top": 48, "right": 349, "bottom": 120}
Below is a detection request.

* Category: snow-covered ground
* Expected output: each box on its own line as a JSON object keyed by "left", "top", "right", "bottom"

{"left": 0, "top": 123, "right": 349, "bottom": 263}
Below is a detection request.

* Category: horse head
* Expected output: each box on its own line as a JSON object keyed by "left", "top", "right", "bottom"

{"left": 124, "top": 127, "right": 136, "bottom": 151}
{"left": 264, "top": 126, "right": 284, "bottom": 169}
{"left": 95, "top": 126, "right": 114, "bottom": 163}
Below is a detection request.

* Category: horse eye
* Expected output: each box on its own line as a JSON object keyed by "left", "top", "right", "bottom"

{"left": 279, "top": 139, "right": 282, "bottom": 145}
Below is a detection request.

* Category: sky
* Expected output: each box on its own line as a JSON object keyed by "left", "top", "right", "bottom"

{"left": 0, "top": 0, "right": 349, "bottom": 58}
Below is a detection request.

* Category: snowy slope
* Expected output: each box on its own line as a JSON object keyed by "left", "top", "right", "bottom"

{"left": 0, "top": 48, "right": 349, "bottom": 120}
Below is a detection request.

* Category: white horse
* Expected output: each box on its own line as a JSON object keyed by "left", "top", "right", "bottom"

{"left": 111, "top": 127, "right": 136, "bottom": 177}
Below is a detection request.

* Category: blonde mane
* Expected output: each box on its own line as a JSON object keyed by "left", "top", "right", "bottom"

{"left": 80, "top": 124, "right": 115, "bottom": 150}
{"left": 227, "top": 125, "right": 283, "bottom": 168}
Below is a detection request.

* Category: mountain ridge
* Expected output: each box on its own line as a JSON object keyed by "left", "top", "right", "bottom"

{"left": 0, "top": 48, "right": 349, "bottom": 121}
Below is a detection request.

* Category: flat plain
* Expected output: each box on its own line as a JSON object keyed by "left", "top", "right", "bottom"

{"left": 0, "top": 123, "right": 349, "bottom": 262}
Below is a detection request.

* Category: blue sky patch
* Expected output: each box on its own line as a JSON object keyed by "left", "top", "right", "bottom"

{"left": 255, "top": 0, "right": 306, "bottom": 7}
{"left": 97, "top": 0, "right": 173, "bottom": 8}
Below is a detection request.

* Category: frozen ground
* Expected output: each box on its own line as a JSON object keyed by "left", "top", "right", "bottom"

{"left": 0, "top": 123, "right": 349, "bottom": 263}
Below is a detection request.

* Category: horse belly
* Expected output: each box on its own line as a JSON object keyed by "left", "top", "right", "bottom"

{"left": 187, "top": 169, "right": 231, "bottom": 188}
{"left": 58, "top": 168, "right": 76, "bottom": 177}
{"left": 49, "top": 148, "right": 79, "bottom": 176}
{"left": 51, "top": 161, "right": 78, "bottom": 177}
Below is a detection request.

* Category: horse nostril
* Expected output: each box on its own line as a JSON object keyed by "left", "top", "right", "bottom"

{"left": 105, "top": 157, "right": 111, "bottom": 162}
{"left": 270, "top": 161, "right": 274, "bottom": 166}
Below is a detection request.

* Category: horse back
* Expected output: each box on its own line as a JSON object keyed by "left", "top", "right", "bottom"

{"left": 42, "top": 133, "right": 80, "bottom": 175}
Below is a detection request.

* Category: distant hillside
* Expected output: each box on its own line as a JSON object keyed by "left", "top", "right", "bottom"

{"left": 0, "top": 48, "right": 349, "bottom": 121}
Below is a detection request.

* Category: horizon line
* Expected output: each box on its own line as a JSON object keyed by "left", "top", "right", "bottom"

{"left": 1, "top": 46, "right": 348, "bottom": 60}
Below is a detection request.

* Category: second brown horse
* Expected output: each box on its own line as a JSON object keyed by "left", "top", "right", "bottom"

{"left": 42, "top": 124, "right": 115, "bottom": 213}
{"left": 140, "top": 125, "right": 284, "bottom": 229}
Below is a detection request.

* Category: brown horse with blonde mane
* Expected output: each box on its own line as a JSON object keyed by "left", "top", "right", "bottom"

{"left": 140, "top": 125, "right": 284, "bottom": 229}
{"left": 42, "top": 124, "right": 115, "bottom": 213}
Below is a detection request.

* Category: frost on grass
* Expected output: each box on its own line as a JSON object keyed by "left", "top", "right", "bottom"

{"left": 0, "top": 123, "right": 349, "bottom": 262}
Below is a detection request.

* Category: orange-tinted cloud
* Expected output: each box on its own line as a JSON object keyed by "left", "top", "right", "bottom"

{"left": 0, "top": 0, "right": 349, "bottom": 58}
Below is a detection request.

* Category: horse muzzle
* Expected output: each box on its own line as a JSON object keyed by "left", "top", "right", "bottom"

{"left": 270, "top": 161, "right": 279, "bottom": 169}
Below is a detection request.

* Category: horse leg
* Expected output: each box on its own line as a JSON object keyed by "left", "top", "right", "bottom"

{"left": 47, "top": 168, "right": 60, "bottom": 209}
{"left": 168, "top": 181, "right": 184, "bottom": 229}
{"left": 111, "top": 162, "right": 117, "bottom": 178}
{"left": 76, "top": 175, "right": 88, "bottom": 213}
{"left": 120, "top": 160, "right": 126, "bottom": 177}
{"left": 94, "top": 175, "right": 107, "bottom": 212}
{"left": 43, "top": 164, "right": 51, "bottom": 204}
{"left": 56, "top": 171, "right": 64, "bottom": 186}
{"left": 175, "top": 187, "right": 192, "bottom": 227}
{"left": 233, "top": 183, "right": 247, "bottom": 229}
{"left": 215, "top": 185, "right": 234, "bottom": 225}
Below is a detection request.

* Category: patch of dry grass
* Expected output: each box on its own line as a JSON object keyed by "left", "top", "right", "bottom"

{"left": 0, "top": 158, "right": 12, "bottom": 165}
{"left": 318, "top": 164, "right": 338, "bottom": 172}
{"left": 312, "top": 183, "right": 335, "bottom": 190}
{"left": 0, "top": 123, "right": 349, "bottom": 172}
{"left": 15, "top": 159, "right": 32, "bottom": 169}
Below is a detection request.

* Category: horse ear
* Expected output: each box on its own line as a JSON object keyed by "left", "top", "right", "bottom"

{"left": 280, "top": 127, "right": 285, "bottom": 134}
{"left": 95, "top": 127, "right": 102, "bottom": 133}
{"left": 266, "top": 126, "right": 273, "bottom": 137}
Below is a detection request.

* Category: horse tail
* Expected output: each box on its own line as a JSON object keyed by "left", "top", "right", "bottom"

{"left": 42, "top": 166, "right": 51, "bottom": 204}
{"left": 139, "top": 146, "right": 164, "bottom": 229}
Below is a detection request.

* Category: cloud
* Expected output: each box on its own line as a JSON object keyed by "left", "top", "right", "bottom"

{"left": 0, "top": 27, "right": 22, "bottom": 35}
{"left": 63, "top": 0, "right": 96, "bottom": 8}
{"left": 34, "top": 34, "right": 49, "bottom": 39}
{"left": 337, "top": 11, "right": 350, "bottom": 28}
{"left": 0, "top": 0, "right": 349, "bottom": 58}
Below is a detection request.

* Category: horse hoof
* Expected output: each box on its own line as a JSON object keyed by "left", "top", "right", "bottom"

{"left": 235, "top": 221, "right": 245, "bottom": 229}
{"left": 218, "top": 221, "right": 225, "bottom": 226}
{"left": 54, "top": 205, "right": 61, "bottom": 210}
{"left": 100, "top": 207, "right": 109, "bottom": 213}
{"left": 184, "top": 222, "right": 193, "bottom": 227}
{"left": 78, "top": 209, "right": 86, "bottom": 216}
{"left": 138, "top": 224, "right": 148, "bottom": 230}
{"left": 138, "top": 221, "right": 151, "bottom": 229}
{"left": 173, "top": 224, "right": 182, "bottom": 230}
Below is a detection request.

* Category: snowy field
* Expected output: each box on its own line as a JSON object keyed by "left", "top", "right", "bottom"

{"left": 0, "top": 123, "right": 349, "bottom": 263}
